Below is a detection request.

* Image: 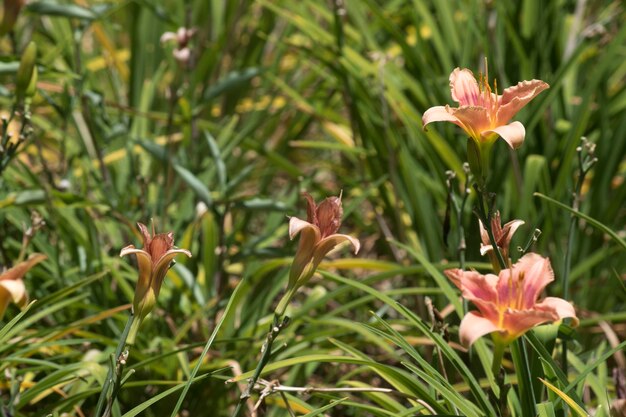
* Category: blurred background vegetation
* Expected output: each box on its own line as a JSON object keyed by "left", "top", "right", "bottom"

{"left": 0, "top": 0, "right": 625, "bottom": 416}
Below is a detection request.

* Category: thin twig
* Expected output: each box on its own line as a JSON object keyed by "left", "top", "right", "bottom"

{"left": 255, "top": 378, "right": 419, "bottom": 399}
{"left": 278, "top": 391, "right": 296, "bottom": 417}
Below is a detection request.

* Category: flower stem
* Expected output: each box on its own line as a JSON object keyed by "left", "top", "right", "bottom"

{"left": 126, "top": 314, "right": 142, "bottom": 347}
{"left": 510, "top": 338, "right": 537, "bottom": 417}
{"left": 473, "top": 184, "right": 507, "bottom": 271}
{"left": 231, "top": 314, "right": 290, "bottom": 417}
{"left": 274, "top": 286, "right": 298, "bottom": 319}
{"left": 95, "top": 311, "right": 134, "bottom": 417}
{"left": 491, "top": 340, "right": 508, "bottom": 417}
{"left": 447, "top": 169, "right": 471, "bottom": 316}
{"left": 561, "top": 139, "right": 596, "bottom": 379}
{"left": 102, "top": 349, "right": 130, "bottom": 417}
{"left": 491, "top": 338, "right": 505, "bottom": 377}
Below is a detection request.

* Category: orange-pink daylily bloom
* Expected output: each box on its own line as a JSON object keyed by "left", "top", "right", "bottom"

{"left": 445, "top": 253, "right": 578, "bottom": 347}
{"left": 422, "top": 67, "right": 549, "bottom": 150}
{"left": 0, "top": 253, "right": 46, "bottom": 320}
{"left": 120, "top": 222, "right": 191, "bottom": 344}
{"left": 288, "top": 193, "right": 360, "bottom": 289}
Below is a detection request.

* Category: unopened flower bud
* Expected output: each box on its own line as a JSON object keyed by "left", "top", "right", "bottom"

{"left": 16, "top": 41, "right": 37, "bottom": 100}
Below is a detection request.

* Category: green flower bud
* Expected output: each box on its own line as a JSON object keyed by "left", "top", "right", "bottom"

{"left": 16, "top": 41, "right": 37, "bottom": 100}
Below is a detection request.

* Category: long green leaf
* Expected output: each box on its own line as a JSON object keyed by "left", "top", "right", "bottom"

{"left": 123, "top": 374, "right": 212, "bottom": 417}
{"left": 534, "top": 192, "right": 626, "bottom": 251}
{"left": 169, "top": 277, "right": 247, "bottom": 416}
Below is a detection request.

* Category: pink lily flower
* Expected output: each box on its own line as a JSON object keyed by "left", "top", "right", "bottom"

{"left": 0, "top": 253, "right": 46, "bottom": 319}
{"left": 445, "top": 253, "right": 578, "bottom": 347}
{"left": 288, "top": 193, "right": 360, "bottom": 288}
{"left": 422, "top": 67, "right": 549, "bottom": 150}
{"left": 276, "top": 193, "right": 360, "bottom": 317}
{"left": 120, "top": 222, "right": 191, "bottom": 344}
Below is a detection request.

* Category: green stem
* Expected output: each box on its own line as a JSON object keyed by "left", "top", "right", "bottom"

{"left": 126, "top": 314, "right": 142, "bottom": 347}
{"left": 274, "top": 286, "right": 298, "bottom": 318}
{"left": 511, "top": 338, "right": 537, "bottom": 417}
{"left": 95, "top": 311, "right": 134, "bottom": 417}
{"left": 231, "top": 314, "right": 289, "bottom": 417}
{"left": 491, "top": 338, "right": 505, "bottom": 377}
{"left": 490, "top": 337, "right": 509, "bottom": 417}
{"left": 102, "top": 350, "right": 130, "bottom": 417}
{"left": 561, "top": 141, "right": 594, "bottom": 389}
{"left": 473, "top": 184, "right": 507, "bottom": 271}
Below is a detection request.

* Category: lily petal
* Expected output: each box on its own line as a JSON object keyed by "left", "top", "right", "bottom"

{"left": 536, "top": 297, "right": 579, "bottom": 327}
{"left": 501, "top": 308, "right": 558, "bottom": 340}
{"left": 313, "top": 233, "right": 360, "bottom": 264}
{"left": 501, "top": 219, "right": 525, "bottom": 246}
{"left": 479, "top": 214, "right": 525, "bottom": 256}
{"left": 422, "top": 106, "right": 463, "bottom": 129}
{"left": 479, "top": 244, "right": 494, "bottom": 257}
{"left": 0, "top": 279, "right": 27, "bottom": 304}
{"left": 445, "top": 269, "right": 498, "bottom": 303}
{"left": 120, "top": 246, "right": 153, "bottom": 301}
{"left": 288, "top": 217, "right": 321, "bottom": 286}
{"left": 303, "top": 193, "right": 318, "bottom": 224}
{"left": 513, "top": 253, "right": 554, "bottom": 307}
{"left": 150, "top": 232, "right": 175, "bottom": 265}
{"left": 444, "top": 269, "right": 499, "bottom": 316}
{"left": 152, "top": 249, "right": 193, "bottom": 276}
{"left": 496, "top": 80, "right": 549, "bottom": 125}
{"left": 450, "top": 106, "right": 491, "bottom": 139}
{"left": 288, "top": 216, "right": 320, "bottom": 241}
{"left": 459, "top": 311, "right": 500, "bottom": 347}
{"left": 137, "top": 223, "right": 153, "bottom": 249}
{"left": 0, "top": 253, "right": 47, "bottom": 282}
{"left": 0, "top": 253, "right": 45, "bottom": 319}
{"left": 483, "top": 121, "right": 526, "bottom": 149}
{"left": 316, "top": 196, "right": 343, "bottom": 237}
{"left": 450, "top": 68, "right": 481, "bottom": 106}
{"left": 152, "top": 248, "right": 192, "bottom": 297}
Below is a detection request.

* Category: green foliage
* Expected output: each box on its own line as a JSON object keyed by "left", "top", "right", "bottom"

{"left": 0, "top": 0, "right": 624, "bottom": 416}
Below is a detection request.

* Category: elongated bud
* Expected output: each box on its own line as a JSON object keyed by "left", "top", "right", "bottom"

{"left": 0, "top": 0, "right": 25, "bottom": 36}
{"left": 16, "top": 41, "right": 37, "bottom": 99}
{"left": 25, "top": 66, "right": 38, "bottom": 98}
